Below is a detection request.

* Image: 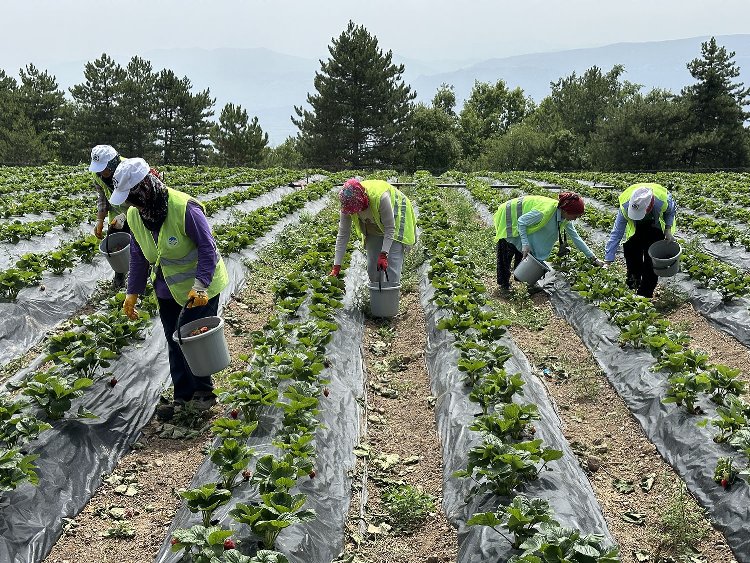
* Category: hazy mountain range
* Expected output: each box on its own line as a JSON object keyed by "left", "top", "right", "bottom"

{"left": 24, "top": 34, "right": 750, "bottom": 145}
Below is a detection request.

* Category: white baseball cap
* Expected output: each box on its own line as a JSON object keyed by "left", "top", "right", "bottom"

{"left": 110, "top": 158, "right": 150, "bottom": 205}
{"left": 627, "top": 187, "right": 654, "bottom": 221}
{"left": 88, "top": 145, "right": 118, "bottom": 173}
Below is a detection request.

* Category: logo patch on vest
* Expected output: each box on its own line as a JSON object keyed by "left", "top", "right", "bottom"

{"left": 168, "top": 236, "right": 178, "bottom": 246}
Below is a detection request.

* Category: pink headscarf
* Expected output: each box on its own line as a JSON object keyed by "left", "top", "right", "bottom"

{"left": 339, "top": 179, "right": 369, "bottom": 214}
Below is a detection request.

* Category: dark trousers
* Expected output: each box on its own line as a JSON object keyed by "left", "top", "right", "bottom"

{"left": 158, "top": 294, "right": 219, "bottom": 401}
{"left": 497, "top": 239, "right": 523, "bottom": 289}
{"left": 623, "top": 226, "right": 664, "bottom": 298}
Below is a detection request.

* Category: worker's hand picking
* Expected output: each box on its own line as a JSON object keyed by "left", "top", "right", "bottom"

{"left": 329, "top": 265, "right": 341, "bottom": 277}
{"left": 123, "top": 294, "right": 139, "bottom": 320}
{"left": 377, "top": 252, "right": 388, "bottom": 271}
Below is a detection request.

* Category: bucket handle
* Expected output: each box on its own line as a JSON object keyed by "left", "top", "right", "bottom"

{"left": 377, "top": 265, "right": 389, "bottom": 292}
{"left": 176, "top": 296, "right": 196, "bottom": 346}
{"left": 105, "top": 232, "right": 111, "bottom": 257}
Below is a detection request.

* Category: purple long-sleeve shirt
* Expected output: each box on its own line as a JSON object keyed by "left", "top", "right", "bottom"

{"left": 127, "top": 200, "right": 219, "bottom": 299}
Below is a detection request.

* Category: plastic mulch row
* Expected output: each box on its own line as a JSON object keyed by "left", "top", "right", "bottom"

{"left": 0, "top": 198, "right": 330, "bottom": 563}
{"left": 153, "top": 252, "right": 368, "bottom": 563}
{"left": 419, "top": 267, "right": 615, "bottom": 562}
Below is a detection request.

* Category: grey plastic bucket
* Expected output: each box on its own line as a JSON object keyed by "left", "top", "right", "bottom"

{"left": 172, "top": 316, "right": 230, "bottom": 377}
{"left": 648, "top": 240, "right": 682, "bottom": 277}
{"left": 99, "top": 232, "right": 131, "bottom": 274}
{"left": 369, "top": 283, "right": 401, "bottom": 318}
{"left": 513, "top": 254, "right": 550, "bottom": 284}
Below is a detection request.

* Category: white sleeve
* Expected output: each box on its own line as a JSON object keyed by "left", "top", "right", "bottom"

{"left": 379, "top": 192, "right": 395, "bottom": 254}
{"left": 334, "top": 212, "right": 352, "bottom": 266}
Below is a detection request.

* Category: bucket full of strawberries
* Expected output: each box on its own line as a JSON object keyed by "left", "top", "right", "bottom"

{"left": 172, "top": 302, "right": 230, "bottom": 377}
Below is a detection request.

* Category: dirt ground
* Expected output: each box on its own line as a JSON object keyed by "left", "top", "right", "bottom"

{"left": 506, "top": 286, "right": 738, "bottom": 563}
{"left": 341, "top": 289, "right": 458, "bottom": 563}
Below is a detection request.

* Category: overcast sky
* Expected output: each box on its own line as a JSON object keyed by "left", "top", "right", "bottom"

{"left": 2, "top": 0, "right": 750, "bottom": 72}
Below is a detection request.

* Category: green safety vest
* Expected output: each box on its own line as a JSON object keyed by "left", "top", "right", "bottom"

{"left": 351, "top": 180, "right": 417, "bottom": 246}
{"left": 494, "top": 195, "right": 558, "bottom": 242}
{"left": 92, "top": 156, "right": 128, "bottom": 222}
{"left": 619, "top": 183, "right": 672, "bottom": 240}
{"left": 128, "top": 188, "right": 228, "bottom": 306}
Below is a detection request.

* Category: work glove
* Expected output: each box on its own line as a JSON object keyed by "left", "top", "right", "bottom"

{"left": 377, "top": 252, "right": 388, "bottom": 271}
{"left": 123, "top": 294, "right": 139, "bottom": 320}
{"left": 329, "top": 265, "right": 341, "bottom": 277}
{"left": 187, "top": 288, "right": 209, "bottom": 308}
{"left": 110, "top": 213, "right": 126, "bottom": 230}
{"left": 602, "top": 261, "right": 614, "bottom": 269}
{"left": 521, "top": 245, "right": 531, "bottom": 258}
{"left": 94, "top": 221, "right": 105, "bottom": 239}
{"left": 557, "top": 244, "right": 570, "bottom": 257}
{"left": 589, "top": 256, "right": 605, "bottom": 267}
{"left": 664, "top": 227, "right": 675, "bottom": 242}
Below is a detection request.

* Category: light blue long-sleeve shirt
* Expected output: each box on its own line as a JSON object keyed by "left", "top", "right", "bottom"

{"left": 604, "top": 194, "right": 676, "bottom": 261}
{"left": 505, "top": 209, "right": 594, "bottom": 261}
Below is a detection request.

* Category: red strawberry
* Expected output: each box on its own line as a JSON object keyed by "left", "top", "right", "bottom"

{"left": 323, "top": 387, "right": 330, "bottom": 397}
{"left": 309, "top": 469, "right": 316, "bottom": 479}
{"left": 109, "top": 377, "right": 118, "bottom": 387}
{"left": 230, "top": 409, "right": 239, "bottom": 419}
{"left": 170, "top": 537, "right": 178, "bottom": 545}
{"left": 242, "top": 469, "right": 252, "bottom": 481}
{"left": 223, "top": 538, "right": 236, "bottom": 550}
{"left": 721, "top": 478, "right": 728, "bottom": 488}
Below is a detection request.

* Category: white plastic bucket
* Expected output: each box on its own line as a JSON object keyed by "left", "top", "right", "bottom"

{"left": 172, "top": 316, "right": 231, "bottom": 377}
{"left": 99, "top": 232, "right": 131, "bottom": 274}
{"left": 369, "top": 283, "right": 401, "bottom": 318}
{"left": 648, "top": 240, "right": 682, "bottom": 277}
{"left": 513, "top": 254, "right": 550, "bottom": 284}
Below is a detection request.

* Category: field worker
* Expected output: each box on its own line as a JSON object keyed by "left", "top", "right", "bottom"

{"left": 329, "top": 178, "right": 416, "bottom": 286}
{"left": 604, "top": 183, "right": 677, "bottom": 298}
{"left": 494, "top": 192, "right": 603, "bottom": 293}
{"left": 111, "top": 158, "right": 228, "bottom": 421}
{"left": 89, "top": 144, "right": 129, "bottom": 288}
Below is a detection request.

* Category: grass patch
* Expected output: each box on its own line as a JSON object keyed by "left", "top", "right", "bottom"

{"left": 657, "top": 479, "right": 711, "bottom": 559}
{"left": 381, "top": 484, "right": 435, "bottom": 533}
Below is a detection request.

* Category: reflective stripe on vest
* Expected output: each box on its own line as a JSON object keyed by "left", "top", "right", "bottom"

{"left": 494, "top": 195, "right": 558, "bottom": 242}
{"left": 127, "top": 188, "right": 228, "bottom": 306}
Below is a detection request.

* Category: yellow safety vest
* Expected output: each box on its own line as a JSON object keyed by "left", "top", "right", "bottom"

{"left": 128, "top": 188, "right": 228, "bottom": 306}
{"left": 351, "top": 180, "right": 417, "bottom": 246}
{"left": 619, "top": 183, "right": 672, "bottom": 240}
{"left": 494, "top": 195, "right": 558, "bottom": 242}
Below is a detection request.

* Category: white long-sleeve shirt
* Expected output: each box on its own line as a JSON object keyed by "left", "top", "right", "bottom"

{"left": 334, "top": 192, "right": 394, "bottom": 265}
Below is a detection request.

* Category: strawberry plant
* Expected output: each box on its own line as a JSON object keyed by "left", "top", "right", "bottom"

{"left": 471, "top": 403, "right": 541, "bottom": 441}
{"left": 21, "top": 371, "right": 95, "bottom": 420}
{"left": 713, "top": 457, "right": 738, "bottom": 489}
{"left": 209, "top": 438, "right": 255, "bottom": 490}
{"left": 250, "top": 453, "right": 311, "bottom": 495}
{"left": 699, "top": 395, "right": 749, "bottom": 443}
{"left": 229, "top": 491, "right": 316, "bottom": 549}
{"left": 0, "top": 448, "right": 40, "bottom": 493}
{"left": 705, "top": 365, "right": 745, "bottom": 405}
{"left": 469, "top": 370, "right": 526, "bottom": 414}
{"left": 508, "top": 522, "right": 620, "bottom": 562}
{"left": 169, "top": 524, "right": 234, "bottom": 563}
{"left": 454, "top": 436, "right": 563, "bottom": 498}
{"left": 179, "top": 483, "right": 233, "bottom": 527}
{"left": 210, "top": 417, "right": 258, "bottom": 439}
{"left": 46, "top": 250, "right": 76, "bottom": 275}
{"left": 468, "top": 495, "right": 558, "bottom": 548}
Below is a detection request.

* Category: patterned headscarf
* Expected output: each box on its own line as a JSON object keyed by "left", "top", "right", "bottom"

{"left": 558, "top": 191, "right": 584, "bottom": 216}
{"left": 126, "top": 173, "right": 170, "bottom": 231}
{"left": 339, "top": 179, "right": 369, "bottom": 215}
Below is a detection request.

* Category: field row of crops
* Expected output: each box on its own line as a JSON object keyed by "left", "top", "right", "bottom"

{"left": 0, "top": 168, "right": 748, "bottom": 563}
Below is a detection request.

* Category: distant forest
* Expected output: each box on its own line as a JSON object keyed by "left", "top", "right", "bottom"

{"left": 0, "top": 22, "right": 747, "bottom": 172}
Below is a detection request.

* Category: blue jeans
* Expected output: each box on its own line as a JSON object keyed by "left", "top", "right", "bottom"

{"left": 158, "top": 294, "right": 218, "bottom": 401}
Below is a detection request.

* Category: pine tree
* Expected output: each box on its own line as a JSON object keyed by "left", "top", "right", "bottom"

{"left": 117, "top": 56, "right": 158, "bottom": 159}
{"left": 293, "top": 21, "right": 415, "bottom": 168}
{"left": 69, "top": 53, "right": 126, "bottom": 154}
{"left": 0, "top": 70, "right": 48, "bottom": 164}
{"left": 681, "top": 37, "right": 750, "bottom": 168}
{"left": 17, "top": 64, "right": 67, "bottom": 159}
{"left": 154, "top": 69, "right": 191, "bottom": 164}
{"left": 183, "top": 89, "right": 215, "bottom": 165}
{"left": 211, "top": 103, "right": 269, "bottom": 166}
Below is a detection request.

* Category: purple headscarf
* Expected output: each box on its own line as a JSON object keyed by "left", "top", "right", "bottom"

{"left": 339, "top": 179, "right": 369, "bottom": 215}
